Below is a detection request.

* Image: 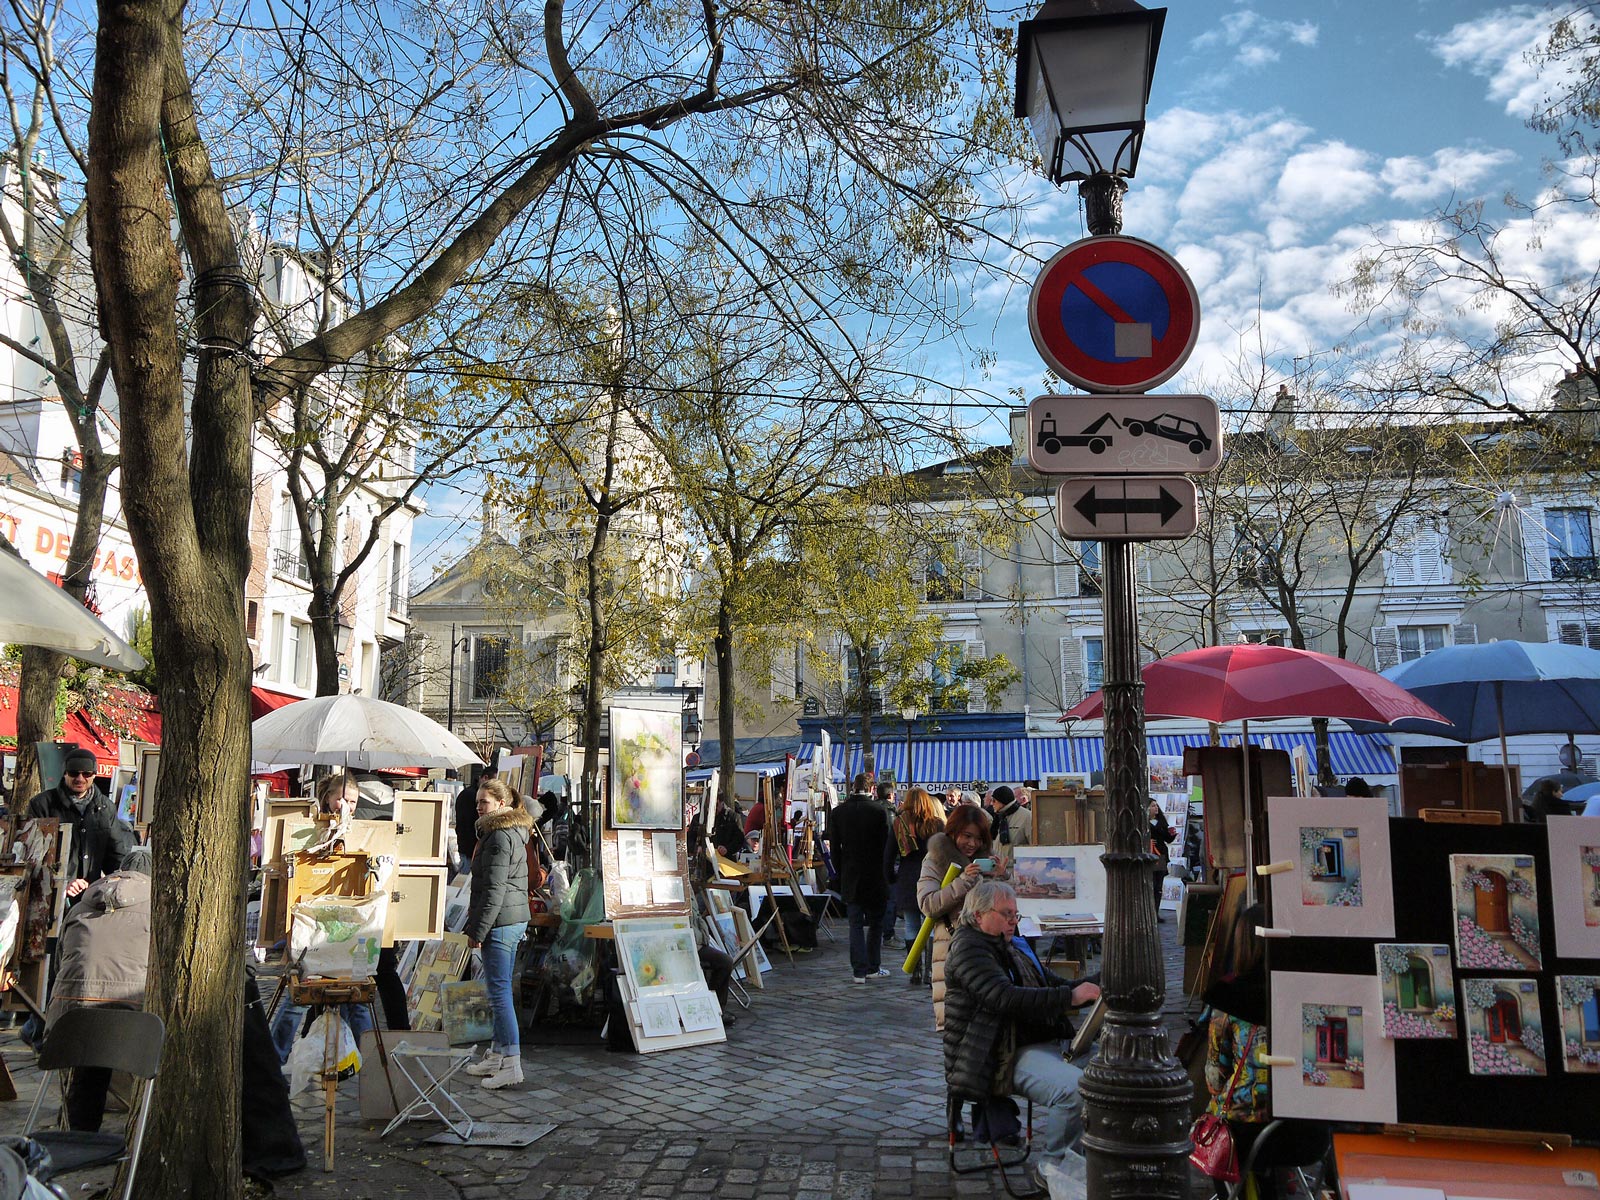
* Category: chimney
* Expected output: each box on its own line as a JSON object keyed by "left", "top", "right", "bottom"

{"left": 1267, "top": 384, "right": 1295, "bottom": 433}
{"left": 481, "top": 494, "right": 501, "bottom": 541}
{"left": 1010, "top": 408, "right": 1029, "bottom": 464}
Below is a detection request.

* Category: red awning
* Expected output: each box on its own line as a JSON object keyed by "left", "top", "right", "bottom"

{"left": 250, "top": 686, "right": 303, "bottom": 719}
{"left": 0, "top": 687, "right": 121, "bottom": 771}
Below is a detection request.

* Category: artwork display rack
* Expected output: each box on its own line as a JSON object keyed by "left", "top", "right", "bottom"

{"left": 1265, "top": 815, "right": 1600, "bottom": 1139}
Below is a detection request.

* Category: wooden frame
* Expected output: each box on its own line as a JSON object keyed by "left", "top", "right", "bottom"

{"left": 135, "top": 748, "right": 160, "bottom": 827}
{"left": 392, "top": 792, "right": 449, "bottom": 862}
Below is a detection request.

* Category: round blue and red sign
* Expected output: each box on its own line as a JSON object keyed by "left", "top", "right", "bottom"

{"left": 1028, "top": 235, "right": 1200, "bottom": 394}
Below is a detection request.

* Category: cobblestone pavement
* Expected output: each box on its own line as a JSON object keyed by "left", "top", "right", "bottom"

{"left": 0, "top": 916, "right": 1205, "bottom": 1198}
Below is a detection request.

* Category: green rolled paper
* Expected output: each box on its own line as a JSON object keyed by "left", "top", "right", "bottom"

{"left": 902, "top": 863, "right": 962, "bottom": 973}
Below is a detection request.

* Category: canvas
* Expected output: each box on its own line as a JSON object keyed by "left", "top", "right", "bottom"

{"left": 1555, "top": 975, "right": 1600, "bottom": 1074}
{"left": 1450, "top": 854, "right": 1542, "bottom": 971}
{"left": 675, "top": 991, "right": 722, "bottom": 1033}
{"left": 617, "top": 831, "right": 650, "bottom": 878}
{"left": 636, "top": 994, "right": 680, "bottom": 1039}
{"left": 1266, "top": 797, "right": 1394, "bottom": 938}
{"left": 441, "top": 980, "right": 494, "bottom": 1047}
{"left": 1545, "top": 816, "right": 1600, "bottom": 959}
{"left": 614, "top": 915, "right": 705, "bottom": 996}
{"left": 608, "top": 707, "right": 683, "bottom": 830}
{"left": 652, "top": 832, "right": 678, "bottom": 873}
{"left": 1376, "top": 944, "right": 1457, "bottom": 1039}
{"left": 1462, "top": 977, "right": 1546, "bottom": 1077}
{"left": 1269, "top": 971, "right": 1396, "bottom": 1123}
{"left": 1012, "top": 844, "right": 1106, "bottom": 918}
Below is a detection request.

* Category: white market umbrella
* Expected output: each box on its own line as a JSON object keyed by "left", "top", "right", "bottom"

{"left": 0, "top": 546, "right": 146, "bottom": 671}
{"left": 251, "top": 693, "right": 483, "bottom": 770}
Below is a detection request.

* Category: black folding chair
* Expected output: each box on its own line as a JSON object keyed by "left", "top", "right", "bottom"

{"left": 947, "top": 1092, "right": 1046, "bottom": 1198}
{"left": 24, "top": 1008, "right": 165, "bottom": 1200}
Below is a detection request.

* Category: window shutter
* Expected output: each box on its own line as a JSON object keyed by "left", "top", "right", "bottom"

{"left": 1385, "top": 516, "right": 1418, "bottom": 585}
{"left": 1060, "top": 636, "right": 1085, "bottom": 708}
{"left": 1558, "top": 621, "right": 1594, "bottom": 648}
{"left": 1414, "top": 517, "right": 1448, "bottom": 584}
{"left": 966, "top": 542, "right": 983, "bottom": 601}
{"left": 1450, "top": 624, "right": 1477, "bottom": 647}
{"left": 1520, "top": 507, "right": 1552, "bottom": 582}
{"left": 966, "top": 641, "right": 987, "bottom": 713}
{"left": 1371, "top": 626, "right": 1400, "bottom": 671}
{"left": 1053, "top": 537, "right": 1077, "bottom": 598}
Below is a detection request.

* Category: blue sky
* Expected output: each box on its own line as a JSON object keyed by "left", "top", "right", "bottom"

{"left": 411, "top": 2, "right": 1591, "bottom": 576}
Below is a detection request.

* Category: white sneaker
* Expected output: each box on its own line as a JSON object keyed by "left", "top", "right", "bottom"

{"left": 464, "top": 1052, "right": 503, "bottom": 1077}
{"left": 482, "top": 1054, "right": 524, "bottom": 1090}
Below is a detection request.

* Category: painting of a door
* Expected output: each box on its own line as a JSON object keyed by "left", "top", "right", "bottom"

{"left": 1315, "top": 1017, "right": 1348, "bottom": 1064}
{"left": 1584, "top": 992, "right": 1600, "bottom": 1043}
{"left": 1398, "top": 956, "right": 1433, "bottom": 1010}
{"left": 1486, "top": 994, "right": 1522, "bottom": 1043}
{"left": 1475, "top": 871, "right": 1510, "bottom": 933}
{"left": 1316, "top": 839, "right": 1344, "bottom": 880}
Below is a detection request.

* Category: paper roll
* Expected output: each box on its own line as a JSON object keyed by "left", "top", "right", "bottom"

{"left": 902, "top": 863, "right": 963, "bottom": 973}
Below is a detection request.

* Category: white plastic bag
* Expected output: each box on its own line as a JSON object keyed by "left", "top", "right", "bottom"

{"left": 1038, "top": 1149, "right": 1088, "bottom": 1200}
{"left": 547, "top": 862, "right": 570, "bottom": 906}
{"left": 288, "top": 893, "right": 388, "bottom": 979}
{"left": 285, "top": 1013, "right": 362, "bottom": 1095}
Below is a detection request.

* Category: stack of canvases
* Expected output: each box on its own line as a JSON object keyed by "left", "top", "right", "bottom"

{"left": 0, "top": 819, "right": 71, "bottom": 1015}
{"left": 1259, "top": 797, "right": 1600, "bottom": 1137}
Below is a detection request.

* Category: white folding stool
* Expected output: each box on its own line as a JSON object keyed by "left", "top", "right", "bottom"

{"left": 379, "top": 1041, "right": 476, "bottom": 1142}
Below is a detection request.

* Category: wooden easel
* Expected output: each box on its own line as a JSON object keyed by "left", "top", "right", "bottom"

{"left": 792, "top": 815, "right": 835, "bottom": 942}
{"left": 268, "top": 971, "right": 398, "bottom": 1170}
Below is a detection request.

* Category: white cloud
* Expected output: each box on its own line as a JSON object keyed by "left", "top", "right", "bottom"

{"left": 1273, "top": 142, "right": 1379, "bottom": 220}
{"left": 1378, "top": 146, "right": 1517, "bottom": 205}
{"left": 1426, "top": 6, "right": 1586, "bottom": 121}
{"left": 1192, "top": 9, "right": 1320, "bottom": 69}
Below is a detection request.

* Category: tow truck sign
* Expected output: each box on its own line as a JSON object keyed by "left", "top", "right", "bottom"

{"left": 1025, "top": 393, "right": 1223, "bottom": 476}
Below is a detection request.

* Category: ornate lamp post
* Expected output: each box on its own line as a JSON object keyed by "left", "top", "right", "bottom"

{"left": 901, "top": 703, "right": 919, "bottom": 788}
{"left": 1014, "top": 3, "right": 1192, "bottom": 1195}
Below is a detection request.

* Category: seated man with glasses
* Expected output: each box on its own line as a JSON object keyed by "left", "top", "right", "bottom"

{"left": 27, "top": 746, "right": 129, "bottom": 900}
{"left": 942, "top": 880, "right": 1099, "bottom": 1178}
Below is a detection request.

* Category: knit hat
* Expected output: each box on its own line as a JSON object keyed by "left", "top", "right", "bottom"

{"left": 62, "top": 747, "right": 97, "bottom": 776}
{"left": 990, "top": 785, "right": 1015, "bottom": 807}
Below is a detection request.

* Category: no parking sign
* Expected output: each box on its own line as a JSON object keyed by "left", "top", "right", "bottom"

{"left": 1028, "top": 235, "right": 1200, "bottom": 394}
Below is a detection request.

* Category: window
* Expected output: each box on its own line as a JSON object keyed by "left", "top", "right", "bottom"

{"left": 1078, "top": 541, "right": 1102, "bottom": 597}
{"left": 287, "top": 620, "right": 311, "bottom": 689}
{"left": 1548, "top": 508, "right": 1596, "bottom": 581}
{"left": 1385, "top": 515, "right": 1449, "bottom": 585}
{"left": 844, "top": 642, "right": 884, "bottom": 714}
{"left": 1239, "top": 629, "right": 1285, "bottom": 646}
{"left": 472, "top": 635, "right": 510, "bottom": 700}
{"left": 269, "top": 613, "right": 285, "bottom": 679}
{"left": 932, "top": 640, "right": 985, "bottom": 713}
{"left": 1083, "top": 637, "right": 1105, "bottom": 693}
{"left": 274, "top": 496, "right": 310, "bottom": 582}
{"left": 246, "top": 601, "right": 258, "bottom": 641}
{"left": 770, "top": 645, "right": 798, "bottom": 702}
{"left": 1397, "top": 624, "right": 1446, "bottom": 663}
{"left": 59, "top": 451, "right": 81, "bottom": 495}
{"left": 1053, "top": 539, "right": 1101, "bottom": 598}
{"left": 1235, "top": 524, "right": 1277, "bottom": 589}
{"left": 925, "top": 541, "right": 980, "bottom": 602}
{"left": 388, "top": 542, "right": 407, "bottom": 615}
{"left": 1559, "top": 620, "right": 1600, "bottom": 651}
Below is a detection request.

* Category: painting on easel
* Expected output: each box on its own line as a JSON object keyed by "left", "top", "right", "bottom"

{"left": 1463, "top": 977, "right": 1546, "bottom": 1077}
{"left": 1450, "top": 854, "right": 1541, "bottom": 971}
{"left": 1556, "top": 975, "right": 1600, "bottom": 1075}
{"left": 1376, "top": 943, "right": 1457, "bottom": 1040}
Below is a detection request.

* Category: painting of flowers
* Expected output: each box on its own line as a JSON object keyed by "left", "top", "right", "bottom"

{"left": 1450, "top": 854, "right": 1542, "bottom": 971}
{"left": 1299, "top": 827, "right": 1362, "bottom": 907}
{"left": 1582, "top": 847, "right": 1600, "bottom": 928}
{"left": 1463, "top": 977, "right": 1545, "bottom": 1077}
{"left": 1555, "top": 976, "right": 1600, "bottom": 1074}
{"left": 1300, "top": 1003, "right": 1365, "bottom": 1089}
{"left": 608, "top": 707, "right": 683, "bottom": 830}
{"left": 1376, "top": 943, "right": 1457, "bottom": 1039}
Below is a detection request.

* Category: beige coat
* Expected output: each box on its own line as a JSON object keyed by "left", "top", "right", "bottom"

{"left": 917, "top": 833, "right": 976, "bottom": 1031}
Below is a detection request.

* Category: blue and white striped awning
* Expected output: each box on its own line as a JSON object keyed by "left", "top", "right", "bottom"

{"left": 796, "top": 729, "right": 1394, "bottom": 787}
{"left": 684, "top": 759, "right": 791, "bottom": 782}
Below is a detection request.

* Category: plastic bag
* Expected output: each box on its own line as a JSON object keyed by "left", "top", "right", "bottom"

{"left": 288, "top": 893, "right": 387, "bottom": 979}
{"left": 547, "top": 862, "right": 570, "bottom": 907}
{"left": 1037, "top": 1149, "right": 1088, "bottom": 1200}
{"left": 285, "top": 1013, "right": 361, "bottom": 1096}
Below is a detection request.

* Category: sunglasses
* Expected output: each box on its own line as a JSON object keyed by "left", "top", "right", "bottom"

{"left": 64, "top": 770, "right": 95, "bottom": 779}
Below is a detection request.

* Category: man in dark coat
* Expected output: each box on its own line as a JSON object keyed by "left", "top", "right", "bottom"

{"left": 27, "top": 746, "right": 126, "bottom": 898}
{"left": 944, "top": 880, "right": 1099, "bottom": 1175}
{"left": 453, "top": 762, "right": 497, "bottom": 873}
{"left": 824, "top": 773, "right": 893, "bottom": 983}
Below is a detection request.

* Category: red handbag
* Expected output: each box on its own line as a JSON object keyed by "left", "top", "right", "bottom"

{"left": 1187, "top": 1113, "right": 1239, "bottom": 1183}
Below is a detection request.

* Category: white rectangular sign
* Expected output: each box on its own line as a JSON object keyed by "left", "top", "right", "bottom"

{"left": 1027, "top": 394, "right": 1223, "bottom": 475}
{"left": 1056, "top": 477, "right": 1198, "bottom": 540}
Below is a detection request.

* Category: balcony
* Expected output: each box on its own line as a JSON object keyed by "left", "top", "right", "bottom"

{"left": 1553, "top": 555, "right": 1598, "bottom": 582}
{"left": 273, "top": 547, "right": 310, "bottom": 583}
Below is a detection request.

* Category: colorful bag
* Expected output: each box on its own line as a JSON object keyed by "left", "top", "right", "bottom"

{"left": 1187, "top": 1113, "right": 1239, "bottom": 1183}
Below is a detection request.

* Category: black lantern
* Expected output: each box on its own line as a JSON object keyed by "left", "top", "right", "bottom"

{"left": 1015, "top": 0, "right": 1165, "bottom": 221}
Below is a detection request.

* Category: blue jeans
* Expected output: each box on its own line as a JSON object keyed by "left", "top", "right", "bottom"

{"left": 1011, "top": 1043, "right": 1085, "bottom": 1165}
{"left": 480, "top": 924, "right": 522, "bottom": 1055}
{"left": 902, "top": 911, "right": 923, "bottom": 942}
{"left": 270, "top": 1000, "right": 373, "bottom": 1063}
{"left": 846, "top": 902, "right": 883, "bottom": 978}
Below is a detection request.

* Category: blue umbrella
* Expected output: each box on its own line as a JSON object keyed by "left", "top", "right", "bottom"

{"left": 1566, "top": 781, "right": 1600, "bottom": 814}
{"left": 1371, "top": 641, "right": 1600, "bottom": 818}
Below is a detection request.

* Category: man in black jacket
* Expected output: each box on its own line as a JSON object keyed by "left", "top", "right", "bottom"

{"left": 453, "top": 762, "right": 497, "bottom": 874}
{"left": 825, "top": 774, "right": 893, "bottom": 983}
{"left": 27, "top": 746, "right": 126, "bottom": 898}
{"left": 944, "top": 881, "right": 1099, "bottom": 1173}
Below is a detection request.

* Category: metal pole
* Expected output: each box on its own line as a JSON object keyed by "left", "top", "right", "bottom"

{"left": 447, "top": 622, "right": 458, "bottom": 733}
{"left": 906, "top": 719, "right": 915, "bottom": 788}
{"left": 1079, "top": 539, "right": 1191, "bottom": 1197}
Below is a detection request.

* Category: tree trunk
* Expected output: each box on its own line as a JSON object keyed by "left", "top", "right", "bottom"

{"left": 578, "top": 502, "right": 612, "bottom": 868}
{"left": 1311, "top": 717, "right": 1338, "bottom": 789}
{"left": 854, "top": 645, "right": 876, "bottom": 781}
{"left": 714, "top": 594, "right": 737, "bottom": 813}
{"left": 87, "top": 0, "right": 256, "bottom": 1192}
{"left": 310, "top": 591, "right": 342, "bottom": 696}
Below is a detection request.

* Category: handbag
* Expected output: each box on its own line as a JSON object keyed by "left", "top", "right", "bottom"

{"left": 1187, "top": 1113, "right": 1239, "bottom": 1183}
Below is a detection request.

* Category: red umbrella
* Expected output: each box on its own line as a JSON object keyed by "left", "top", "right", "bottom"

{"left": 1063, "top": 644, "right": 1449, "bottom": 725}
{"left": 1062, "top": 644, "right": 1448, "bottom": 903}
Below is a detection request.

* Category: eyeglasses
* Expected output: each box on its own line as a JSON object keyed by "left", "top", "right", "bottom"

{"left": 64, "top": 771, "right": 95, "bottom": 779}
{"left": 992, "top": 909, "right": 1020, "bottom": 924}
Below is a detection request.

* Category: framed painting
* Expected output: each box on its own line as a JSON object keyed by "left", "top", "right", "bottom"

{"left": 1375, "top": 943, "right": 1456, "bottom": 1039}
{"left": 1269, "top": 971, "right": 1396, "bottom": 1123}
{"left": 135, "top": 747, "right": 161, "bottom": 827}
{"left": 1449, "top": 853, "right": 1541, "bottom": 971}
{"left": 1555, "top": 975, "right": 1600, "bottom": 1074}
{"left": 1011, "top": 845, "right": 1106, "bottom": 919}
{"left": 1265, "top": 796, "right": 1394, "bottom": 938}
{"left": 613, "top": 915, "right": 705, "bottom": 997}
{"left": 1462, "top": 977, "right": 1546, "bottom": 1077}
{"left": 608, "top": 707, "right": 683, "bottom": 830}
{"left": 1546, "top": 815, "right": 1600, "bottom": 959}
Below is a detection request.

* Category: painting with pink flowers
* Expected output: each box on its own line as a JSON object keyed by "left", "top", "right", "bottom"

{"left": 1376, "top": 943, "right": 1457, "bottom": 1039}
{"left": 1555, "top": 975, "right": 1600, "bottom": 1075}
{"left": 1462, "top": 977, "right": 1545, "bottom": 1077}
{"left": 1450, "top": 854, "right": 1541, "bottom": 972}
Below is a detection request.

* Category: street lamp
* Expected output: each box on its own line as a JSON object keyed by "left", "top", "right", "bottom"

{"left": 901, "top": 704, "right": 919, "bottom": 788}
{"left": 1015, "top": 0, "right": 1165, "bottom": 235}
{"left": 1013, "top": 2, "right": 1191, "bottom": 1196}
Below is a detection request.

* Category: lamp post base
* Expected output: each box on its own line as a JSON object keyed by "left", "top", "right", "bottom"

{"left": 1079, "top": 1009, "right": 1194, "bottom": 1197}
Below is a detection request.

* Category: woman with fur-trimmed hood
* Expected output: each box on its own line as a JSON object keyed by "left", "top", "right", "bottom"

{"left": 464, "top": 780, "right": 533, "bottom": 1090}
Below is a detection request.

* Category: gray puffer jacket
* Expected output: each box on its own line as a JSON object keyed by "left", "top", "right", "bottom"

{"left": 465, "top": 804, "right": 533, "bottom": 942}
